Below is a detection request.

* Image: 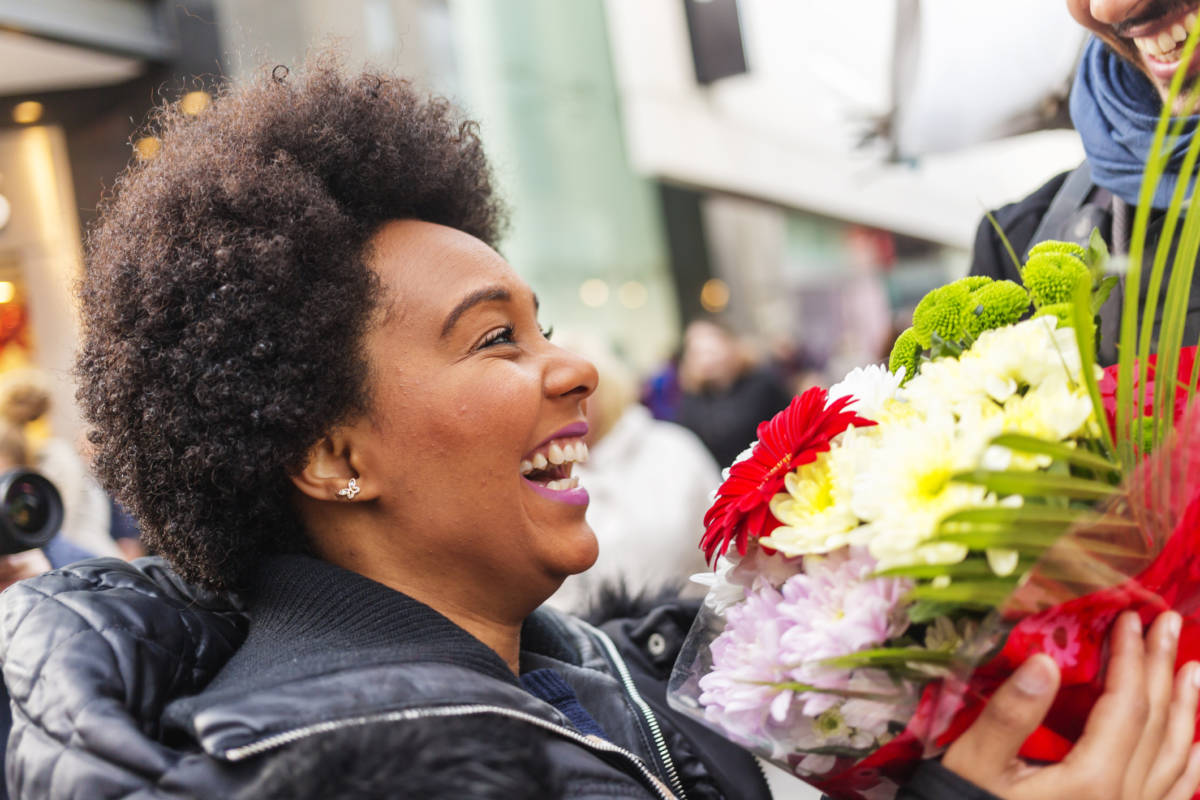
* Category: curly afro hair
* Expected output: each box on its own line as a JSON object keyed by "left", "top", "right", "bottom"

{"left": 77, "top": 56, "right": 506, "bottom": 591}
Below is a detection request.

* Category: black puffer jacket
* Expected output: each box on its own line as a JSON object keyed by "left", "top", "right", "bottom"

{"left": 0, "top": 555, "right": 771, "bottom": 800}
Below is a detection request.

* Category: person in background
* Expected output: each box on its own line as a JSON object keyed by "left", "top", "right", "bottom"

{"left": 545, "top": 334, "right": 718, "bottom": 615}
{"left": 971, "top": 1, "right": 1200, "bottom": 363}
{"left": 0, "top": 417, "right": 91, "bottom": 800}
{"left": 675, "top": 319, "right": 792, "bottom": 468}
{"left": 640, "top": 345, "right": 683, "bottom": 422}
{"left": 0, "top": 371, "right": 131, "bottom": 559}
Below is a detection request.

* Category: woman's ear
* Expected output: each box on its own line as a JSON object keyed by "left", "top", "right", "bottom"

{"left": 291, "top": 428, "right": 379, "bottom": 502}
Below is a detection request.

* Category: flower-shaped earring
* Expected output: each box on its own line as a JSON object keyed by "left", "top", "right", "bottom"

{"left": 337, "top": 477, "right": 361, "bottom": 500}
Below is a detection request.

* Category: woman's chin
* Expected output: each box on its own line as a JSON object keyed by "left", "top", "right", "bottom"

{"left": 552, "top": 523, "right": 600, "bottom": 578}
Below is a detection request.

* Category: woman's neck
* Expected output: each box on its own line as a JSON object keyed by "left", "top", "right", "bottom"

{"left": 313, "top": 533, "right": 534, "bottom": 675}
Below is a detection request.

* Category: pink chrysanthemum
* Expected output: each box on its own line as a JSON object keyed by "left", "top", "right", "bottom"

{"left": 697, "top": 547, "right": 912, "bottom": 756}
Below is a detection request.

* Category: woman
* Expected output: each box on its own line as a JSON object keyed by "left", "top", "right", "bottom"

{"left": 0, "top": 58, "right": 765, "bottom": 800}
{"left": 0, "top": 57, "right": 1194, "bottom": 800}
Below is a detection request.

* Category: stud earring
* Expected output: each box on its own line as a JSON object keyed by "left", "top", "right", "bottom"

{"left": 337, "top": 477, "right": 361, "bottom": 500}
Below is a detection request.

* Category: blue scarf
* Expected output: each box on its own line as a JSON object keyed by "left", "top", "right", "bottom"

{"left": 1070, "top": 36, "right": 1200, "bottom": 208}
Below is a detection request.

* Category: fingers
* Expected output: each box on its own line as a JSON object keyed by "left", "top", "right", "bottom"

{"left": 943, "top": 653, "right": 1061, "bottom": 789}
{"left": 1065, "top": 612, "right": 1150, "bottom": 783}
{"left": 1146, "top": 661, "right": 1200, "bottom": 799}
{"left": 1161, "top": 745, "right": 1200, "bottom": 800}
{"left": 1124, "top": 611, "right": 1183, "bottom": 798}
{"left": 0, "top": 550, "right": 51, "bottom": 592}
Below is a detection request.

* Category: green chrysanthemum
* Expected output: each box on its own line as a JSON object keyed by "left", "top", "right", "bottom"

{"left": 1031, "top": 301, "right": 1073, "bottom": 328}
{"left": 1027, "top": 240, "right": 1088, "bottom": 262}
{"left": 889, "top": 327, "right": 922, "bottom": 382}
{"left": 966, "top": 280, "right": 1030, "bottom": 336}
{"left": 912, "top": 283, "right": 972, "bottom": 347}
{"left": 955, "top": 275, "right": 994, "bottom": 292}
{"left": 1021, "top": 251, "right": 1092, "bottom": 308}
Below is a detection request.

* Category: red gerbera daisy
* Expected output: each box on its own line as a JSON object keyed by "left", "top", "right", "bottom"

{"left": 699, "top": 386, "right": 876, "bottom": 564}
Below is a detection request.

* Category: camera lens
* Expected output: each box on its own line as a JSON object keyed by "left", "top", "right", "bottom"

{"left": 0, "top": 470, "right": 61, "bottom": 555}
{"left": 5, "top": 478, "right": 50, "bottom": 534}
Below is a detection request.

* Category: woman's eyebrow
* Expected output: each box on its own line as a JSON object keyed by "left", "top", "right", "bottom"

{"left": 441, "top": 286, "right": 511, "bottom": 337}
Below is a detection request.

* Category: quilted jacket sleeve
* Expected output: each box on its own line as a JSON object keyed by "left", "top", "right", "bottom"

{"left": 0, "top": 557, "right": 247, "bottom": 799}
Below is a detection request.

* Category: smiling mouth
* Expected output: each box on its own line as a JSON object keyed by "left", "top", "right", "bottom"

{"left": 520, "top": 438, "right": 589, "bottom": 493}
{"left": 1131, "top": 7, "right": 1199, "bottom": 63}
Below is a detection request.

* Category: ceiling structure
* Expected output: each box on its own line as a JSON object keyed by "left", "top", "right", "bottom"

{"left": 0, "top": 30, "right": 144, "bottom": 96}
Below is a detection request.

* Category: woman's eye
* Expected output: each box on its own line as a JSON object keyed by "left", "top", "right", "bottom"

{"left": 478, "top": 326, "right": 516, "bottom": 349}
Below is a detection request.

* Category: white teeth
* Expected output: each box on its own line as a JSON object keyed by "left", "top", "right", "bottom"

{"left": 1173, "top": 22, "right": 1189, "bottom": 42}
{"left": 1189, "top": 12, "right": 1198, "bottom": 30}
{"left": 1160, "top": 30, "right": 1176, "bottom": 51}
{"left": 1138, "top": 36, "right": 1161, "bottom": 56}
{"left": 544, "top": 477, "right": 580, "bottom": 492}
{"left": 524, "top": 439, "right": 589, "bottom": 474}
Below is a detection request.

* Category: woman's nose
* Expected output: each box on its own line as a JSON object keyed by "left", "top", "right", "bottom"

{"left": 545, "top": 344, "right": 599, "bottom": 401}
{"left": 1086, "top": 0, "right": 1144, "bottom": 25}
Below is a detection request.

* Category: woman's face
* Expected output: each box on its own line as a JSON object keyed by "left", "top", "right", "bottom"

{"left": 345, "top": 220, "right": 599, "bottom": 602}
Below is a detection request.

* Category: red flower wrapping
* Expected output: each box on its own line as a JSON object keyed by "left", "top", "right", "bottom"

{"left": 699, "top": 387, "right": 875, "bottom": 564}
{"left": 1099, "top": 346, "right": 1199, "bottom": 436}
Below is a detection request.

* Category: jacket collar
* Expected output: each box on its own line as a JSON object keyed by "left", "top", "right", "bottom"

{"left": 163, "top": 554, "right": 601, "bottom": 749}
{"left": 199, "top": 554, "right": 523, "bottom": 695}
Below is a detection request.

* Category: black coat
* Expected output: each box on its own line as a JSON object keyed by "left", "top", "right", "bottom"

{"left": 970, "top": 164, "right": 1200, "bottom": 365}
{"left": 0, "top": 555, "right": 771, "bottom": 800}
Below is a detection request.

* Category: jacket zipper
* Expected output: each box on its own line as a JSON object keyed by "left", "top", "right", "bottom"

{"left": 591, "top": 627, "right": 688, "bottom": 800}
{"left": 219, "top": 703, "right": 679, "bottom": 800}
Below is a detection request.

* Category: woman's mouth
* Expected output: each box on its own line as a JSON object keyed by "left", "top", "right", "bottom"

{"left": 1132, "top": 7, "right": 1199, "bottom": 72}
{"left": 520, "top": 437, "right": 590, "bottom": 505}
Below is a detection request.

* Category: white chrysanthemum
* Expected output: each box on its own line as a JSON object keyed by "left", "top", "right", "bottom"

{"left": 976, "top": 372, "right": 1095, "bottom": 471}
{"left": 762, "top": 439, "right": 862, "bottom": 556}
{"left": 902, "top": 354, "right": 990, "bottom": 419}
{"left": 1001, "top": 372, "right": 1095, "bottom": 442}
{"left": 850, "top": 412, "right": 991, "bottom": 569}
{"left": 964, "top": 316, "right": 1084, "bottom": 399}
{"left": 828, "top": 364, "right": 905, "bottom": 420}
{"left": 692, "top": 548, "right": 803, "bottom": 613}
{"left": 691, "top": 556, "right": 747, "bottom": 614}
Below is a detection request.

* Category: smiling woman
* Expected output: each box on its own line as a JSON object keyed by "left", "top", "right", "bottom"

{"left": 0, "top": 54, "right": 773, "bottom": 800}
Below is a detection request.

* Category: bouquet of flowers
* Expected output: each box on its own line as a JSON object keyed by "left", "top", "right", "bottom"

{"left": 667, "top": 32, "right": 1200, "bottom": 800}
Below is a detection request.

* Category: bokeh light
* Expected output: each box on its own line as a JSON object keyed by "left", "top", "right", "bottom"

{"left": 579, "top": 278, "right": 610, "bottom": 308}
{"left": 180, "top": 91, "right": 212, "bottom": 116}
{"left": 134, "top": 136, "right": 161, "bottom": 160}
{"left": 12, "top": 101, "right": 43, "bottom": 125}
{"left": 700, "top": 278, "right": 730, "bottom": 313}
{"left": 618, "top": 280, "right": 647, "bottom": 309}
